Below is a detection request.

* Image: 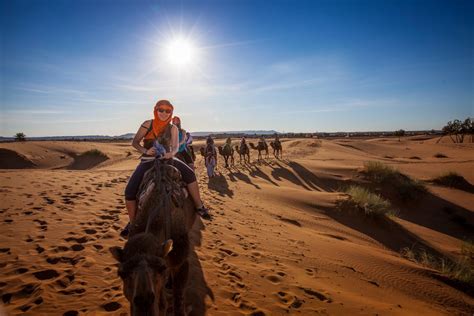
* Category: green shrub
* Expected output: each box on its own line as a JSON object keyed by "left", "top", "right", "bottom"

{"left": 363, "top": 161, "right": 427, "bottom": 200}
{"left": 341, "top": 185, "right": 394, "bottom": 217}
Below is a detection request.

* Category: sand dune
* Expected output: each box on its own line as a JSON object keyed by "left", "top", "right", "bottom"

{"left": 0, "top": 137, "right": 473, "bottom": 315}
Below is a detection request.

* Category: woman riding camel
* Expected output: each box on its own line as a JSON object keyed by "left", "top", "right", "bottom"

{"left": 122, "top": 100, "right": 210, "bottom": 237}
{"left": 172, "top": 116, "right": 194, "bottom": 169}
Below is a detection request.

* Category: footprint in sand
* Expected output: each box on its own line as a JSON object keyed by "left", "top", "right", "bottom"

{"left": 260, "top": 269, "right": 286, "bottom": 284}
{"left": 299, "top": 287, "right": 332, "bottom": 303}
{"left": 305, "top": 267, "right": 317, "bottom": 276}
{"left": 102, "top": 301, "right": 122, "bottom": 311}
{"left": 33, "top": 269, "right": 60, "bottom": 280}
{"left": 33, "top": 219, "right": 48, "bottom": 231}
{"left": 219, "top": 248, "right": 238, "bottom": 257}
{"left": 83, "top": 228, "right": 97, "bottom": 235}
{"left": 55, "top": 274, "right": 75, "bottom": 288}
{"left": 43, "top": 196, "right": 55, "bottom": 205}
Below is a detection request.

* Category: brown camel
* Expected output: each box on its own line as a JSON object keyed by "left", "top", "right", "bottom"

{"left": 235, "top": 143, "right": 250, "bottom": 163}
{"left": 110, "top": 159, "right": 196, "bottom": 316}
{"left": 218, "top": 145, "right": 234, "bottom": 168}
{"left": 270, "top": 140, "right": 283, "bottom": 159}
{"left": 249, "top": 141, "right": 269, "bottom": 160}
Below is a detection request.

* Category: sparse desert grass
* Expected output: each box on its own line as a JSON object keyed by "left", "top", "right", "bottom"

{"left": 363, "top": 161, "right": 427, "bottom": 200}
{"left": 409, "top": 156, "right": 422, "bottom": 160}
{"left": 434, "top": 153, "right": 448, "bottom": 158}
{"left": 340, "top": 185, "right": 394, "bottom": 217}
{"left": 81, "top": 149, "right": 108, "bottom": 158}
{"left": 308, "top": 140, "right": 322, "bottom": 148}
{"left": 401, "top": 241, "right": 473, "bottom": 287}
{"left": 383, "top": 155, "right": 394, "bottom": 159}
{"left": 432, "top": 172, "right": 474, "bottom": 192}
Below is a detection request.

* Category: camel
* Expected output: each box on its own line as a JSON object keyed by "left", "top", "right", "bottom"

{"left": 235, "top": 143, "right": 250, "bottom": 163}
{"left": 249, "top": 141, "right": 269, "bottom": 161}
{"left": 110, "top": 159, "right": 196, "bottom": 316}
{"left": 270, "top": 140, "right": 283, "bottom": 159}
{"left": 218, "top": 145, "right": 234, "bottom": 168}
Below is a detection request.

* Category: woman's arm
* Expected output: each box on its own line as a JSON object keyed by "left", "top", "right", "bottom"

{"left": 132, "top": 120, "right": 153, "bottom": 155}
{"left": 162, "top": 125, "right": 179, "bottom": 159}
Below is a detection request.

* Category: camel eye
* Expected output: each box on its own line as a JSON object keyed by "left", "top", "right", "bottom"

{"left": 149, "top": 258, "right": 167, "bottom": 273}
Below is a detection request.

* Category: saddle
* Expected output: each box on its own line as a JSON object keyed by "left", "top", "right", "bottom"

{"left": 137, "top": 159, "right": 188, "bottom": 227}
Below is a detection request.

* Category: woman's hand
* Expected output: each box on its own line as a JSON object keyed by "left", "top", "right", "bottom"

{"left": 160, "top": 152, "right": 174, "bottom": 160}
{"left": 145, "top": 147, "right": 157, "bottom": 156}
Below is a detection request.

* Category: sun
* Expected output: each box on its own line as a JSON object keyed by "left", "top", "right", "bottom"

{"left": 165, "top": 37, "right": 196, "bottom": 67}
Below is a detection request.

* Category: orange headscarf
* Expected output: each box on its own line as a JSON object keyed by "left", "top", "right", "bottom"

{"left": 147, "top": 100, "right": 174, "bottom": 139}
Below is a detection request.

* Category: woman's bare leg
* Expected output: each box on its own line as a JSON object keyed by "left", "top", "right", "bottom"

{"left": 187, "top": 181, "right": 204, "bottom": 209}
{"left": 125, "top": 200, "right": 137, "bottom": 222}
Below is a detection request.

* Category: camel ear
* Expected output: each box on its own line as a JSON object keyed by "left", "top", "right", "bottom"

{"left": 162, "top": 239, "right": 173, "bottom": 257}
{"left": 110, "top": 246, "right": 124, "bottom": 262}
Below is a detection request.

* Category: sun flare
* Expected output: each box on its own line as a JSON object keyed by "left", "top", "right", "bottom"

{"left": 165, "top": 37, "right": 196, "bottom": 67}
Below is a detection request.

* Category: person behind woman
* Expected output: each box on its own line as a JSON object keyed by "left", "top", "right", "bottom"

{"left": 185, "top": 132, "right": 196, "bottom": 162}
{"left": 204, "top": 136, "right": 217, "bottom": 178}
{"left": 172, "top": 116, "right": 194, "bottom": 169}
{"left": 240, "top": 136, "right": 247, "bottom": 148}
{"left": 122, "top": 100, "right": 210, "bottom": 237}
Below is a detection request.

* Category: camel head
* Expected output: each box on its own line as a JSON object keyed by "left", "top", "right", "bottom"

{"left": 110, "top": 233, "right": 173, "bottom": 315}
{"left": 217, "top": 145, "right": 224, "bottom": 156}
{"left": 249, "top": 142, "right": 257, "bottom": 150}
{"left": 199, "top": 147, "right": 205, "bottom": 157}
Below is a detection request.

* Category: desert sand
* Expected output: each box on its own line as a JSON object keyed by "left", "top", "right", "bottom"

{"left": 0, "top": 136, "right": 473, "bottom": 315}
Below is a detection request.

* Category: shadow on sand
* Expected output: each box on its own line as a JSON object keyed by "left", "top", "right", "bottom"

{"left": 186, "top": 218, "right": 214, "bottom": 315}
{"left": 207, "top": 174, "right": 234, "bottom": 198}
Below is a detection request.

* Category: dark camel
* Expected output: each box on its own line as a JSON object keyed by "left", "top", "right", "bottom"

{"left": 235, "top": 143, "right": 250, "bottom": 163}
{"left": 218, "top": 145, "right": 234, "bottom": 168}
{"left": 249, "top": 141, "right": 269, "bottom": 161}
{"left": 110, "top": 159, "right": 196, "bottom": 316}
{"left": 270, "top": 140, "right": 283, "bottom": 159}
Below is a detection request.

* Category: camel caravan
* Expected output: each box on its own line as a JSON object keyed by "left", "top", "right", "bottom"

{"left": 198, "top": 134, "right": 283, "bottom": 177}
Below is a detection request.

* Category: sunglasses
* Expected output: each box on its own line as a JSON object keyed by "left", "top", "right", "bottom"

{"left": 158, "top": 108, "right": 172, "bottom": 114}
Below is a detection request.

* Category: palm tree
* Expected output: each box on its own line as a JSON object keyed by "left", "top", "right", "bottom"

{"left": 14, "top": 132, "right": 26, "bottom": 142}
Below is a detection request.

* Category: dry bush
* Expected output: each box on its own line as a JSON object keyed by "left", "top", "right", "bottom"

{"left": 401, "top": 241, "right": 473, "bottom": 287}
{"left": 432, "top": 172, "right": 473, "bottom": 192}
{"left": 340, "top": 185, "right": 394, "bottom": 218}
{"left": 81, "top": 149, "right": 108, "bottom": 158}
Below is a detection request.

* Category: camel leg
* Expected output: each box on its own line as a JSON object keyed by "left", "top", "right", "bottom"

{"left": 172, "top": 260, "right": 189, "bottom": 316}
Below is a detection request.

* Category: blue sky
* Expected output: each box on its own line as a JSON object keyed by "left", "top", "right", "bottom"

{"left": 1, "top": 0, "right": 473, "bottom": 136}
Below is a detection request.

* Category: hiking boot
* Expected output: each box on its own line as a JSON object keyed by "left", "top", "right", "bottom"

{"left": 197, "top": 206, "right": 211, "bottom": 220}
{"left": 120, "top": 222, "right": 130, "bottom": 238}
